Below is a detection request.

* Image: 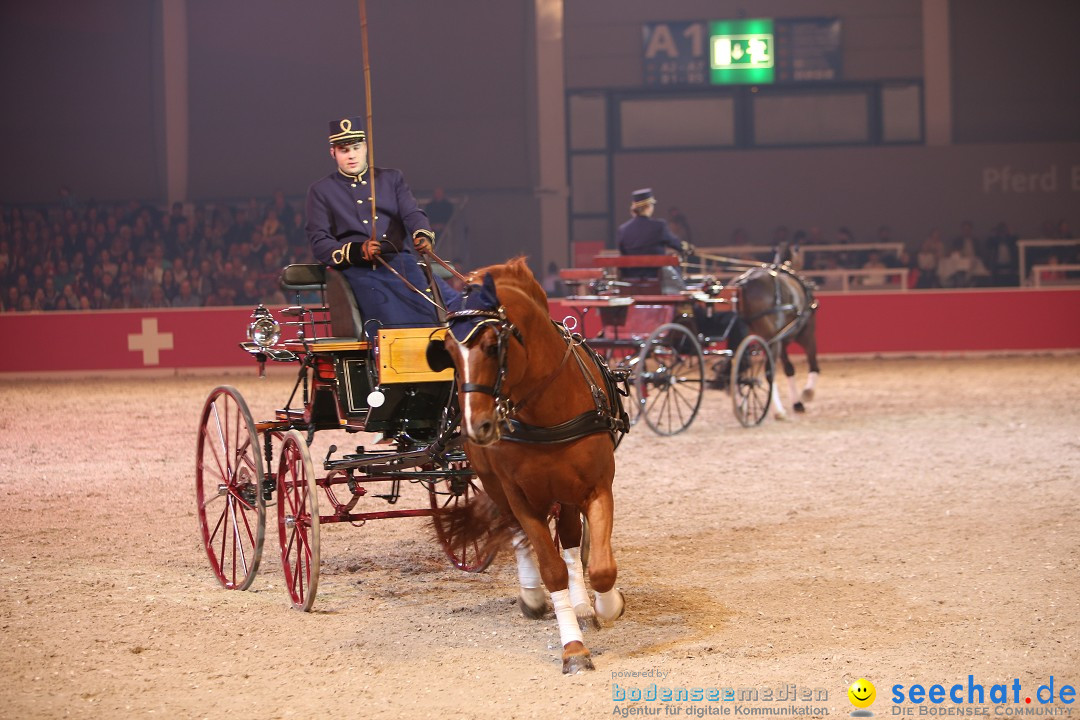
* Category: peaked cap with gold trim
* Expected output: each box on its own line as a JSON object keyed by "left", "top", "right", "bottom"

{"left": 328, "top": 116, "right": 366, "bottom": 145}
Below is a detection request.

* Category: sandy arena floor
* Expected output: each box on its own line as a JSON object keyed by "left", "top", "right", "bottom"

{"left": 1, "top": 355, "right": 1077, "bottom": 719}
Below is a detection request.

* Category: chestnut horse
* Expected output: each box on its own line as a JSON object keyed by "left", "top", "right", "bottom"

{"left": 426, "top": 257, "right": 629, "bottom": 673}
{"left": 736, "top": 261, "right": 820, "bottom": 418}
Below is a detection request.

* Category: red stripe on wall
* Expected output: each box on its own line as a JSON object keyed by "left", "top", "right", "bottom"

{"left": 1, "top": 289, "right": 1077, "bottom": 374}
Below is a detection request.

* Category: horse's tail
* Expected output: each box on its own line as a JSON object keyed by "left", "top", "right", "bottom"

{"left": 430, "top": 486, "right": 517, "bottom": 561}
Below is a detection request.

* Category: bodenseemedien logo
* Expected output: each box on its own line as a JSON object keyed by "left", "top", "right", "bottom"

{"left": 850, "top": 679, "right": 877, "bottom": 717}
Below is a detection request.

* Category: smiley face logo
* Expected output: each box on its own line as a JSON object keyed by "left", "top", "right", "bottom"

{"left": 848, "top": 678, "right": 876, "bottom": 709}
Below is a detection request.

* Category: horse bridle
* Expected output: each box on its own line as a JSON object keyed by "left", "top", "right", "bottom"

{"left": 444, "top": 306, "right": 523, "bottom": 423}
{"left": 444, "top": 306, "right": 622, "bottom": 441}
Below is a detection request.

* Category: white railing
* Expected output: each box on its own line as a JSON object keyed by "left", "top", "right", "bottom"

{"left": 804, "top": 267, "right": 909, "bottom": 292}
{"left": 1018, "top": 239, "right": 1080, "bottom": 286}
{"left": 1030, "top": 263, "right": 1080, "bottom": 288}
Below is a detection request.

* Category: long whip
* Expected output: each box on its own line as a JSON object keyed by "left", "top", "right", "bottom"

{"left": 358, "top": 0, "right": 376, "bottom": 228}
{"left": 357, "top": 0, "right": 450, "bottom": 319}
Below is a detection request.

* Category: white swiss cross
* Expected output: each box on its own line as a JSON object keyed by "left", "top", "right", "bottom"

{"left": 128, "top": 317, "right": 174, "bottom": 365}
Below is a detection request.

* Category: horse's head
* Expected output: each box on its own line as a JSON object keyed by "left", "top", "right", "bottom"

{"left": 427, "top": 269, "right": 530, "bottom": 446}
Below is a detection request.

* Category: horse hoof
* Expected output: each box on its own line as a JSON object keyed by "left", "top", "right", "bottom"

{"left": 595, "top": 588, "right": 625, "bottom": 623}
{"left": 801, "top": 388, "right": 815, "bottom": 402}
{"left": 518, "top": 588, "right": 548, "bottom": 619}
{"left": 773, "top": 410, "right": 788, "bottom": 421}
{"left": 794, "top": 402, "right": 806, "bottom": 413}
{"left": 562, "top": 652, "right": 595, "bottom": 675}
{"left": 575, "top": 603, "right": 601, "bottom": 631}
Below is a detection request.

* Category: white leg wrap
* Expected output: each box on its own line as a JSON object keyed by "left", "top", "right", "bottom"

{"left": 594, "top": 587, "right": 625, "bottom": 622}
{"left": 551, "top": 589, "right": 584, "bottom": 647}
{"left": 771, "top": 381, "right": 786, "bottom": 418}
{"left": 561, "top": 548, "right": 591, "bottom": 609}
{"left": 805, "top": 371, "right": 819, "bottom": 391}
{"left": 513, "top": 530, "right": 541, "bottom": 589}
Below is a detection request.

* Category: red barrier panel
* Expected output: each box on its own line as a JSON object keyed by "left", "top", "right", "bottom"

{"left": 0, "top": 289, "right": 1077, "bottom": 374}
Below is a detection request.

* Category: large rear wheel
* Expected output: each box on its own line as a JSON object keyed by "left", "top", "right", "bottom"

{"left": 634, "top": 323, "right": 704, "bottom": 435}
{"left": 429, "top": 459, "right": 499, "bottom": 573}
{"left": 277, "top": 429, "right": 320, "bottom": 611}
{"left": 195, "top": 386, "right": 265, "bottom": 591}
{"left": 732, "top": 334, "right": 774, "bottom": 427}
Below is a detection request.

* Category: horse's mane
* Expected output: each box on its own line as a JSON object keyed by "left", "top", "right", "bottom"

{"left": 466, "top": 256, "right": 550, "bottom": 313}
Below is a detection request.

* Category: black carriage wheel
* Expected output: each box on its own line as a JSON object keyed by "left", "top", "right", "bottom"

{"left": 731, "top": 334, "right": 774, "bottom": 428}
{"left": 195, "top": 386, "right": 266, "bottom": 591}
{"left": 277, "top": 429, "right": 321, "bottom": 611}
{"left": 429, "top": 463, "right": 499, "bottom": 573}
{"left": 633, "top": 323, "right": 705, "bottom": 436}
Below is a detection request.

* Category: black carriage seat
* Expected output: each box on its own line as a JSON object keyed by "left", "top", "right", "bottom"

{"left": 279, "top": 264, "right": 365, "bottom": 343}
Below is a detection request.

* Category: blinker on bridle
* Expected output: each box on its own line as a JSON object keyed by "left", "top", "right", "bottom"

{"left": 445, "top": 305, "right": 522, "bottom": 405}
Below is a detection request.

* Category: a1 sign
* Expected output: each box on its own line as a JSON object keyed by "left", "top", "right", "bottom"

{"left": 642, "top": 21, "right": 708, "bottom": 85}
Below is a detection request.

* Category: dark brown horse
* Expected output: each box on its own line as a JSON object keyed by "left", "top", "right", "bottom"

{"left": 426, "top": 257, "right": 628, "bottom": 673}
{"left": 736, "top": 260, "right": 820, "bottom": 418}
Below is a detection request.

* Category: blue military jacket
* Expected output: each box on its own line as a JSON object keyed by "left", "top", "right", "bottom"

{"left": 305, "top": 166, "right": 458, "bottom": 330}
{"left": 616, "top": 215, "right": 682, "bottom": 257}
{"left": 307, "top": 166, "right": 429, "bottom": 260}
{"left": 616, "top": 215, "right": 683, "bottom": 279}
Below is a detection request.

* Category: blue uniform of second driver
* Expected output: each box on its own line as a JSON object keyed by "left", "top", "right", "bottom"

{"left": 306, "top": 117, "right": 460, "bottom": 332}
{"left": 616, "top": 187, "right": 685, "bottom": 280}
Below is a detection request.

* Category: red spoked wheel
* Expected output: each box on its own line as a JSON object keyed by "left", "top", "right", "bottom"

{"left": 277, "top": 429, "right": 320, "bottom": 611}
{"left": 429, "top": 462, "right": 499, "bottom": 573}
{"left": 195, "top": 386, "right": 266, "bottom": 590}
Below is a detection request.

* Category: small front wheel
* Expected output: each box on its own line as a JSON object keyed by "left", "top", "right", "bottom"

{"left": 731, "top": 334, "right": 774, "bottom": 427}
{"left": 277, "top": 429, "right": 320, "bottom": 611}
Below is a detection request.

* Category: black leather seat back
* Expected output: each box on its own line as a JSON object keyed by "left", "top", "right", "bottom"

{"left": 326, "top": 268, "right": 364, "bottom": 339}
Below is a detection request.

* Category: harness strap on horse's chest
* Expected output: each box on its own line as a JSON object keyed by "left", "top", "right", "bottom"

{"left": 500, "top": 411, "right": 622, "bottom": 444}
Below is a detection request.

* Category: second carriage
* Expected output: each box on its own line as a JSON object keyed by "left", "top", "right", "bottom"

{"left": 560, "top": 254, "right": 777, "bottom": 436}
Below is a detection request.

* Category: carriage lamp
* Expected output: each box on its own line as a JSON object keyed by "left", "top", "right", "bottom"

{"left": 247, "top": 305, "right": 281, "bottom": 347}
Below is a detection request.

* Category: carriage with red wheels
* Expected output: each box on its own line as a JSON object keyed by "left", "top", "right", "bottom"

{"left": 559, "top": 254, "right": 776, "bottom": 435}
{"left": 195, "top": 263, "right": 497, "bottom": 611}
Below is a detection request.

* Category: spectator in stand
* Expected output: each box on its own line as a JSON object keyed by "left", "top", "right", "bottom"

{"left": 985, "top": 221, "right": 1019, "bottom": 286}
{"left": 953, "top": 220, "right": 983, "bottom": 264}
{"left": 112, "top": 281, "right": 140, "bottom": 309}
{"left": 835, "top": 226, "right": 860, "bottom": 267}
{"left": 260, "top": 207, "right": 287, "bottom": 247}
{"left": 666, "top": 206, "right": 693, "bottom": 248}
{"left": 147, "top": 283, "right": 170, "bottom": 307}
{"left": 541, "top": 261, "right": 565, "bottom": 297}
{"left": 424, "top": 187, "right": 455, "bottom": 238}
{"left": 271, "top": 190, "right": 294, "bottom": 230}
{"left": 938, "top": 237, "right": 990, "bottom": 287}
{"left": 171, "top": 279, "right": 201, "bottom": 307}
{"left": 729, "top": 227, "right": 751, "bottom": 247}
{"left": 915, "top": 228, "right": 945, "bottom": 288}
{"left": 161, "top": 267, "right": 180, "bottom": 300}
{"left": 859, "top": 250, "right": 889, "bottom": 287}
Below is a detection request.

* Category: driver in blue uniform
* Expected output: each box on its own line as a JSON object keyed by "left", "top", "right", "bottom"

{"left": 306, "top": 117, "right": 460, "bottom": 332}
{"left": 616, "top": 188, "right": 688, "bottom": 284}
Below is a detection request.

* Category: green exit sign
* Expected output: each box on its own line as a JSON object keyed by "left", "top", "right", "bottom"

{"left": 710, "top": 18, "right": 774, "bottom": 84}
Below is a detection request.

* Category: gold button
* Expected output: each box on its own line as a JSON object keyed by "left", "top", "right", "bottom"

{"left": 351, "top": 183, "right": 356, "bottom": 187}
{"left": 362, "top": 180, "right": 367, "bottom": 185}
{"left": 363, "top": 220, "right": 368, "bottom": 224}
{"left": 356, "top": 200, "right": 362, "bottom": 204}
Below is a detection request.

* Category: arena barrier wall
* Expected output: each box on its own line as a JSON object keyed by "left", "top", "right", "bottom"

{"left": 1, "top": 288, "right": 1078, "bottom": 375}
